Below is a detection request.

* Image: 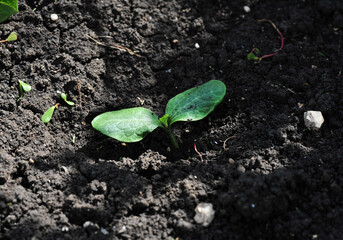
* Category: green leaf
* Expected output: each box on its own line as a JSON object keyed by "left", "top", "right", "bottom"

{"left": 159, "top": 114, "right": 169, "bottom": 127}
{"left": 0, "top": 0, "right": 18, "bottom": 23}
{"left": 41, "top": 106, "right": 56, "bottom": 123}
{"left": 18, "top": 80, "right": 31, "bottom": 92}
{"left": 61, "top": 93, "right": 75, "bottom": 106}
{"left": 165, "top": 80, "right": 226, "bottom": 125}
{"left": 17, "top": 80, "right": 31, "bottom": 101}
{"left": 247, "top": 52, "right": 258, "bottom": 61}
{"left": 92, "top": 107, "right": 162, "bottom": 142}
{"left": 6, "top": 32, "right": 17, "bottom": 41}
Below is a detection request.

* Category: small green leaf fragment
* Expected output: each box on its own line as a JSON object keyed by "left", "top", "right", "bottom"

{"left": 92, "top": 107, "right": 162, "bottom": 142}
{"left": 17, "top": 80, "right": 31, "bottom": 101}
{"left": 165, "top": 80, "right": 226, "bottom": 125}
{"left": 18, "top": 80, "right": 31, "bottom": 92}
{"left": 318, "top": 51, "right": 326, "bottom": 57}
{"left": 254, "top": 48, "right": 260, "bottom": 53}
{"left": 66, "top": 100, "right": 74, "bottom": 106}
{"left": 61, "top": 93, "right": 74, "bottom": 106}
{"left": 247, "top": 52, "right": 258, "bottom": 61}
{"left": 41, "top": 106, "right": 56, "bottom": 123}
{"left": 61, "top": 93, "right": 67, "bottom": 101}
{"left": 6, "top": 32, "right": 17, "bottom": 42}
{"left": 159, "top": 114, "right": 169, "bottom": 127}
{"left": 17, "top": 85, "right": 23, "bottom": 101}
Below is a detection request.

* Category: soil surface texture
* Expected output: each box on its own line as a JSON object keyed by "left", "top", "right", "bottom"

{"left": 1, "top": 0, "right": 343, "bottom": 239}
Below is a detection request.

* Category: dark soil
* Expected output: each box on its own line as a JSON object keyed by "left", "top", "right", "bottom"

{"left": 1, "top": 0, "right": 343, "bottom": 239}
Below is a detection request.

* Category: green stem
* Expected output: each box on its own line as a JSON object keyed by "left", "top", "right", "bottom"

{"left": 164, "top": 127, "right": 179, "bottom": 149}
{"left": 17, "top": 85, "right": 23, "bottom": 102}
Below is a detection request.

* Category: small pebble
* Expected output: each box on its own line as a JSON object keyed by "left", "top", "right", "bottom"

{"left": 194, "top": 203, "right": 215, "bottom": 227}
{"left": 195, "top": 43, "right": 200, "bottom": 49}
{"left": 243, "top": 6, "right": 251, "bottom": 13}
{"left": 100, "top": 228, "right": 109, "bottom": 235}
{"left": 237, "top": 165, "right": 246, "bottom": 173}
{"left": 61, "top": 166, "right": 69, "bottom": 174}
{"left": 29, "top": 158, "right": 34, "bottom": 164}
{"left": 83, "top": 221, "right": 99, "bottom": 230}
{"left": 228, "top": 158, "right": 235, "bottom": 164}
{"left": 61, "top": 226, "right": 69, "bottom": 232}
{"left": 117, "top": 225, "right": 127, "bottom": 233}
{"left": 304, "top": 111, "right": 324, "bottom": 130}
{"left": 50, "top": 14, "right": 59, "bottom": 21}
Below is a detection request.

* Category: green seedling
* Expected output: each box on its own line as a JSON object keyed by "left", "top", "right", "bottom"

{"left": 61, "top": 93, "right": 75, "bottom": 106}
{"left": 41, "top": 103, "right": 60, "bottom": 123}
{"left": 247, "top": 48, "right": 260, "bottom": 61}
{"left": 17, "top": 80, "right": 31, "bottom": 101}
{"left": 41, "top": 94, "right": 74, "bottom": 123}
{"left": 92, "top": 80, "right": 226, "bottom": 148}
{"left": 0, "top": 32, "right": 17, "bottom": 43}
{"left": 0, "top": 0, "right": 18, "bottom": 23}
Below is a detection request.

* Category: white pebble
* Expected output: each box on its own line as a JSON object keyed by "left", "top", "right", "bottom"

{"left": 100, "top": 228, "right": 109, "bottom": 235}
{"left": 195, "top": 43, "right": 200, "bottom": 49}
{"left": 51, "top": 14, "right": 59, "bottom": 21}
{"left": 61, "top": 226, "right": 69, "bottom": 232}
{"left": 83, "top": 221, "right": 99, "bottom": 229}
{"left": 243, "top": 6, "right": 251, "bottom": 13}
{"left": 194, "top": 203, "right": 215, "bottom": 227}
{"left": 304, "top": 111, "right": 324, "bottom": 130}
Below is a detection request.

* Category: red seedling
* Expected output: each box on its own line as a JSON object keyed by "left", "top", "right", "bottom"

{"left": 194, "top": 142, "right": 204, "bottom": 162}
{"left": 248, "top": 19, "right": 284, "bottom": 62}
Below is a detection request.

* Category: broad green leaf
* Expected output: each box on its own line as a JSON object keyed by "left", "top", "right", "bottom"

{"left": 92, "top": 107, "right": 162, "bottom": 143}
{"left": 6, "top": 32, "right": 17, "bottom": 41}
{"left": 61, "top": 93, "right": 75, "bottom": 106}
{"left": 0, "top": 0, "right": 18, "bottom": 23}
{"left": 165, "top": 80, "right": 226, "bottom": 125}
{"left": 18, "top": 80, "right": 31, "bottom": 92}
{"left": 41, "top": 106, "right": 56, "bottom": 123}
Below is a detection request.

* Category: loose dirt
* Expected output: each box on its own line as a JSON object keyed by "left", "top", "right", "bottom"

{"left": 1, "top": 0, "right": 343, "bottom": 239}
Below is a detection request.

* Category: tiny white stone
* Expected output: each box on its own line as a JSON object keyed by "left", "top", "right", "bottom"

{"left": 61, "top": 226, "right": 69, "bottom": 232}
{"left": 194, "top": 203, "right": 215, "bottom": 227}
{"left": 195, "top": 43, "right": 200, "bottom": 49}
{"left": 83, "top": 221, "right": 99, "bottom": 229}
{"left": 243, "top": 6, "right": 251, "bottom": 13}
{"left": 51, "top": 14, "right": 59, "bottom": 21}
{"left": 61, "top": 166, "right": 69, "bottom": 174}
{"left": 304, "top": 111, "right": 324, "bottom": 130}
{"left": 100, "top": 228, "right": 109, "bottom": 235}
{"left": 117, "top": 225, "right": 127, "bottom": 233}
{"left": 83, "top": 221, "right": 91, "bottom": 228}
